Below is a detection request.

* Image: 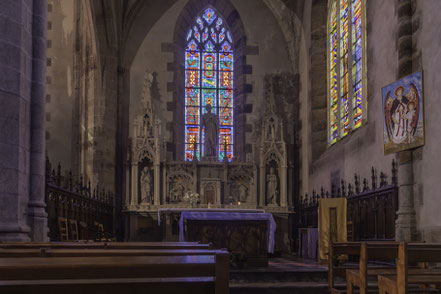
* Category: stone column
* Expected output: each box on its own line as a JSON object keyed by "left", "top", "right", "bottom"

{"left": 0, "top": 0, "right": 51, "bottom": 241}
{"left": 154, "top": 163, "right": 160, "bottom": 205}
{"left": 154, "top": 137, "right": 160, "bottom": 205}
{"left": 396, "top": 152, "right": 417, "bottom": 241}
{"left": 28, "top": 0, "right": 49, "bottom": 242}
{"left": 130, "top": 163, "right": 139, "bottom": 206}
{"left": 259, "top": 165, "right": 266, "bottom": 207}
{"left": 251, "top": 165, "right": 258, "bottom": 204}
{"left": 124, "top": 162, "right": 131, "bottom": 208}
{"left": 280, "top": 164, "right": 288, "bottom": 207}
{"left": 395, "top": 0, "right": 417, "bottom": 242}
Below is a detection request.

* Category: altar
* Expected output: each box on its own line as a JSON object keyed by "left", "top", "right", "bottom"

{"left": 180, "top": 211, "right": 276, "bottom": 267}
{"left": 122, "top": 83, "right": 295, "bottom": 253}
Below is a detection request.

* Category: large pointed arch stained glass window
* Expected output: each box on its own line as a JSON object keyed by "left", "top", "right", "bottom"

{"left": 185, "top": 8, "right": 234, "bottom": 161}
{"left": 328, "top": 0, "right": 366, "bottom": 145}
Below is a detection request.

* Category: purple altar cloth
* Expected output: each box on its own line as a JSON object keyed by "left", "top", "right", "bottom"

{"left": 179, "top": 211, "right": 276, "bottom": 253}
{"left": 157, "top": 208, "right": 265, "bottom": 225}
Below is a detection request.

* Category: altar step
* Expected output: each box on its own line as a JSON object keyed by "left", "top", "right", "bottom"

{"left": 230, "top": 267, "right": 328, "bottom": 283}
{"left": 230, "top": 256, "right": 328, "bottom": 283}
{"left": 229, "top": 256, "right": 331, "bottom": 293}
{"left": 230, "top": 281, "right": 331, "bottom": 294}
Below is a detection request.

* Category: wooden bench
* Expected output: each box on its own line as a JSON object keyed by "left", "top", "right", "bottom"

{"left": 378, "top": 243, "right": 441, "bottom": 294}
{"left": 0, "top": 251, "right": 229, "bottom": 294}
{"left": 0, "top": 248, "right": 221, "bottom": 258}
{"left": 346, "top": 242, "right": 399, "bottom": 294}
{"left": 0, "top": 241, "right": 212, "bottom": 250}
{"left": 329, "top": 242, "right": 364, "bottom": 293}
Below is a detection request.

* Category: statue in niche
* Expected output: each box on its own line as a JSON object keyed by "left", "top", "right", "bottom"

{"left": 238, "top": 184, "right": 248, "bottom": 203}
{"left": 201, "top": 104, "right": 219, "bottom": 157}
{"left": 170, "top": 182, "right": 185, "bottom": 203}
{"left": 266, "top": 167, "right": 278, "bottom": 205}
{"left": 140, "top": 167, "right": 152, "bottom": 204}
{"left": 142, "top": 114, "right": 151, "bottom": 138}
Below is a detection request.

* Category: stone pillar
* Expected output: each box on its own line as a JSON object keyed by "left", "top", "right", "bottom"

{"left": 395, "top": 0, "right": 417, "bottom": 242}
{"left": 28, "top": 0, "right": 49, "bottom": 242}
{"left": 0, "top": 0, "right": 50, "bottom": 241}
{"left": 396, "top": 152, "right": 417, "bottom": 241}
{"left": 280, "top": 164, "right": 288, "bottom": 207}
{"left": 154, "top": 163, "right": 160, "bottom": 205}
{"left": 259, "top": 165, "right": 266, "bottom": 206}
{"left": 251, "top": 165, "right": 258, "bottom": 204}
{"left": 124, "top": 163, "right": 131, "bottom": 208}
{"left": 130, "top": 163, "right": 139, "bottom": 206}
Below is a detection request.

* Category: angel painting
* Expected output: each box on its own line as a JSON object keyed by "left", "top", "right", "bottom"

{"left": 382, "top": 71, "right": 424, "bottom": 155}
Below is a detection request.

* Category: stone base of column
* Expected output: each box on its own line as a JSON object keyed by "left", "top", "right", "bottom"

{"left": 27, "top": 201, "right": 49, "bottom": 242}
{"left": 395, "top": 209, "right": 418, "bottom": 241}
{"left": 0, "top": 223, "right": 31, "bottom": 242}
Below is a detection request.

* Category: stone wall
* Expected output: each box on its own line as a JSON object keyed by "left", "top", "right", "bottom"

{"left": 45, "top": 0, "right": 75, "bottom": 170}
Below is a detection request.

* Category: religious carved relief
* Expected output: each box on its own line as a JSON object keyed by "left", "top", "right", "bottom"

{"left": 228, "top": 165, "right": 255, "bottom": 204}
{"left": 166, "top": 163, "right": 194, "bottom": 204}
{"left": 200, "top": 178, "right": 221, "bottom": 205}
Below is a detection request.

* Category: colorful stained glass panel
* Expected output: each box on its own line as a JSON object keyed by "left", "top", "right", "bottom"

{"left": 216, "top": 18, "right": 223, "bottom": 30}
{"left": 203, "top": 8, "right": 216, "bottom": 24}
{"left": 219, "top": 90, "right": 233, "bottom": 108}
{"left": 185, "top": 70, "right": 200, "bottom": 88}
{"left": 202, "top": 89, "right": 217, "bottom": 113}
{"left": 185, "top": 7, "right": 234, "bottom": 161}
{"left": 186, "top": 51, "right": 199, "bottom": 69}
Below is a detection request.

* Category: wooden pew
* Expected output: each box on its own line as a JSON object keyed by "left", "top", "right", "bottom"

{"left": 328, "top": 242, "right": 363, "bottom": 293}
{"left": 0, "top": 251, "right": 229, "bottom": 294}
{"left": 378, "top": 243, "right": 441, "bottom": 294}
{"left": 0, "top": 248, "right": 220, "bottom": 258}
{"left": 346, "top": 242, "right": 399, "bottom": 294}
{"left": 0, "top": 241, "right": 212, "bottom": 250}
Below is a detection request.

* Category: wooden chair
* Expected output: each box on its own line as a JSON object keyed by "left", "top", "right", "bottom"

{"left": 79, "top": 221, "right": 88, "bottom": 240}
{"left": 346, "top": 242, "right": 399, "bottom": 294}
{"left": 378, "top": 243, "right": 441, "bottom": 294}
{"left": 57, "top": 217, "right": 68, "bottom": 241}
{"left": 68, "top": 219, "right": 79, "bottom": 241}
{"left": 328, "top": 241, "right": 362, "bottom": 293}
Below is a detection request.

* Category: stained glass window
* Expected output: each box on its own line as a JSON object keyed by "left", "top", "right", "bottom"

{"left": 185, "top": 7, "right": 234, "bottom": 162}
{"left": 328, "top": 0, "right": 365, "bottom": 145}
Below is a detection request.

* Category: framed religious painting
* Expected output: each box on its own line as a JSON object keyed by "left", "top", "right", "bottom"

{"left": 382, "top": 71, "right": 425, "bottom": 155}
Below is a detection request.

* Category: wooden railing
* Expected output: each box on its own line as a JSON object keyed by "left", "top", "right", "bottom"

{"left": 45, "top": 157, "right": 114, "bottom": 241}
{"left": 299, "top": 159, "right": 398, "bottom": 241}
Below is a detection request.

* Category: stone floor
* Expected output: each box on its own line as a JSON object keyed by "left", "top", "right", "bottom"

{"left": 230, "top": 255, "right": 332, "bottom": 294}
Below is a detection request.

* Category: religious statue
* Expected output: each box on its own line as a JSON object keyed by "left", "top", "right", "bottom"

{"left": 266, "top": 167, "right": 278, "bottom": 205}
{"left": 201, "top": 104, "right": 219, "bottom": 157}
{"left": 238, "top": 184, "right": 248, "bottom": 203}
{"left": 140, "top": 167, "right": 152, "bottom": 203}
{"left": 170, "top": 183, "right": 185, "bottom": 203}
{"left": 142, "top": 114, "right": 151, "bottom": 138}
